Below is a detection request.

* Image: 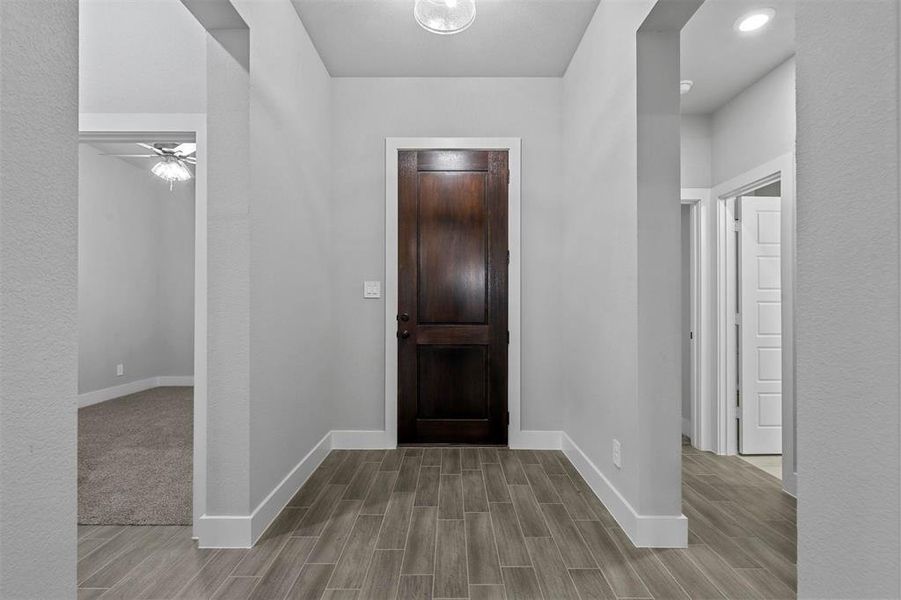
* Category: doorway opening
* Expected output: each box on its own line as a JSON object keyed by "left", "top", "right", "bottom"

{"left": 77, "top": 132, "right": 197, "bottom": 528}
{"left": 384, "top": 138, "right": 524, "bottom": 448}
{"left": 725, "top": 179, "right": 785, "bottom": 479}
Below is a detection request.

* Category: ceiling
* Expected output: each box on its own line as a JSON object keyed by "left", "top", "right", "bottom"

{"left": 681, "top": 0, "right": 795, "bottom": 115}
{"left": 290, "top": 0, "right": 600, "bottom": 77}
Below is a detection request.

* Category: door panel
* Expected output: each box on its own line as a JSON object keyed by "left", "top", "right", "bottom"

{"left": 739, "top": 196, "right": 782, "bottom": 455}
{"left": 417, "top": 346, "right": 489, "bottom": 419}
{"left": 397, "top": 149, "right": 508, "bottom": 444}
{"left": 417, "top": 172, "right": 488, "bottom": 324}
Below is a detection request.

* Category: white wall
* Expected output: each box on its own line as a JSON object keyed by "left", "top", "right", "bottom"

{"left": 681, "top": 115, "right": 711, "bottom": 188}
{"left": 711, "top": 57, "right": 796, "bottom": 186}
{"left": 233, "top": 0, "right": 335, "bottom": 511}
{"left": 681, "top": 58, "right": 795, "bottom": 191}
{"left": 796, "top": 1, "right": 900, "bottom": 596}
{"left": 79, "top": 0, "right": 207, "bottom": 114}
{"left": 561, "top": 0, "right": 685, "bottom": 539}
{"left": 78, "top": 144, "right": 194, "bottom": 395}
{"left": 330, "top": 77, "right": 563, "bottom": 433}
{"left": 0, "top": 2, "right": 79, "bottom": 597}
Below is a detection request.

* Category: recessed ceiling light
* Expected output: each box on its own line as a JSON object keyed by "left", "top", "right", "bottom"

{"left": 735, "top": 8, "right": 775, "bottom": 33}
{"left": 680, "top": 80, "right": 694, "bottom": 95}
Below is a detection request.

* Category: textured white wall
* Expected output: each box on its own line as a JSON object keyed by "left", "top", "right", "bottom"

{"left": 711, "top": 57, "right": 795, "bottom": 186}
{"left": 330, "top": 77, "right": 563, "bottom": 433}
{"left": 233, "top": 0, "right": 335, "bottom": 510}
{"left": 78, "top": 144, "right": 194, "bottom": 394}
{"left": 796, "top": 1, "right": 900, "bottom": 596}
{"left": 79, "top": 0, "right": 206, "bottom": 114}
{"left": 0, "top": 1, "right": 79, "bottom": 598}
{"left": 205, "top": 26, "right": 252, "bottom": 517}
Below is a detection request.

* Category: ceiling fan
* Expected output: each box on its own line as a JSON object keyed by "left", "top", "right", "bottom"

{"left": 101, "top": 143, "right": 197, "bottom": 189}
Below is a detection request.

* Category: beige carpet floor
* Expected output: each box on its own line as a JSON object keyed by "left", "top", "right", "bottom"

{"left": 78, "top": 386, "right": 192, "bottom": 525}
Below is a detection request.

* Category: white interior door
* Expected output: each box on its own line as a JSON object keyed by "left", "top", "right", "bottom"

{"left": 739, "top": 196, "right": 782, "bottom": 454}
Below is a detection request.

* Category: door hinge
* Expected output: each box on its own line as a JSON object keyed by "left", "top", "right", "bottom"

{"left": 507, "top": 331, "right": 510, "bottom": 344}
{"left": 506, "top": 169, "right": 510, "bottom": 184}
{"left": 732, "top": 220, "right": 742, "bottom": 232}
{"left": 506, "top": 250, "right": 510, "bottom": 265}
{"left": 505, "top": 412, "right": 510, "bottom": 426}
{"left": 690, "top": 331, "right": 694, "bottom": 340}
{"left": 734, "top": 313, "right": 741, "bottom": 325}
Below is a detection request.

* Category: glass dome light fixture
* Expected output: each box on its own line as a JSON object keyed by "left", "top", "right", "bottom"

{"left": 151, "top": 155, "right": 193, "bottom": 190}
{"left": 414, "top": 0, "right": 476, "bottom": 35}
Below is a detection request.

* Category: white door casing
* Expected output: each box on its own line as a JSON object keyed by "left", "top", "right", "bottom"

{"left": 739, "top": 196, "right": 782, "bottom": 454}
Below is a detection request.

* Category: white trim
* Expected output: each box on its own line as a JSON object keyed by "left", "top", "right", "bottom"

{"left": 384, "top": 138, "right": 522, "bottom": 447}
{"left": 157, "top": 376, "right": 195, "bottom": 387}
{"left": 78, "top": 376, "right": 195, "bottom": 408}
{"left": 512, "top": 430, "right": 562, "bottom": 450}
{"left": 197, "top": 431, "right": 332, "bottom": 548}
{"left": 711, "top": 154, "right": 797, "bottom": 497}
{"left": 680, "top": 191, "right": 712, "bottom": 452}
{"left": 561, "top": 433, "right": 687, "bottom": 548}
{"left": 79, "top": 112, "right": 209, "bottom": 537}
{"left": 331, "top": 430, "right": 394, "bottom": 449}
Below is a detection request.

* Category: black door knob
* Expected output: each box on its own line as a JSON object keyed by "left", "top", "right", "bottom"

{"left": 397, "top": 330, "right": 411, "bottom": 339}
{"left": 398, "top": 313, "right": 410, "bottom": 322}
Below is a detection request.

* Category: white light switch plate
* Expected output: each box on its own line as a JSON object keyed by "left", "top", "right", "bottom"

{"left": 363, "top": 280, "right": 381, "bottom": 299}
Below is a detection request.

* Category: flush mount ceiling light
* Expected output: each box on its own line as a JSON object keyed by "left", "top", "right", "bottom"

{"left": 151, "top": 156, "right": 193, "bottom": 190}
{"left": 414, "top": 0, "right": 476, "bottom": 35}
{"left": 680, "top": 80, "right": 694, "bottom": 95}
{"left": 735, "top": 8, "right": 775, "bottom": 33}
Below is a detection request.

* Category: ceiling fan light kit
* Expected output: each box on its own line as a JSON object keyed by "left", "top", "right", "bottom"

{"left": 101, "top": 142, "right": 196, "bottom": 190}
{"left": 151, "top": 156, "right": 193, "bottom": 190}
{"left": 414, "top": 0, "right": 476, "bottom": 35}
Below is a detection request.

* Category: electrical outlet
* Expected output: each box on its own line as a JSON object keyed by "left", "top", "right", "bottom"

{"left": 116, "top": 363, "right": 124, "bottom": 377}
{"left": 612, "top": 439, "right": 622, "bottom": 469}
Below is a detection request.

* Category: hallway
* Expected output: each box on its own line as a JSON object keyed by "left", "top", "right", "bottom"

{"left": 76, "top": 447, "right": 796, "bottom": 599}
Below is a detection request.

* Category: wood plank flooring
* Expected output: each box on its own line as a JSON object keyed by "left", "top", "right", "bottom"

{"left": 76, "top": 446, "right": 796, "bottom": 599}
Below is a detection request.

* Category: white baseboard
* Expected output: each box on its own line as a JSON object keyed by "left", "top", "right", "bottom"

{"left": 157, "top": 375, "right": 194, "bottom": 387}
{"left": 510, "top": 429, "right": 562, "bottom": 449}
{"left": 198, "top": 431, "right": 332, "bottom": 548}
{"left": 78, "top": 375, "right": 195, "bottom": 408}
{"left": 195, "top": 428, "right": 684, "bottom": 548}
{"left": 561, "top": 432, "right": 687, "bottom": 548}
{"left": 330, "top": 429, "right": 565, "bottom": 450}
{"left": 331, "top": 430, "right": 395, "bottom": 449}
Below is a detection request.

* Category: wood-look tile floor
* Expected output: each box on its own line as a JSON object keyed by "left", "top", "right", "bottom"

{"left": 77, "top": 446, "right": 796, "bottom": 600}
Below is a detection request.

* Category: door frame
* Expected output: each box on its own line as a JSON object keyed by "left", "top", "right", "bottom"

{"left": 80, "top": 112, "right": 208, "bottom": 535}
{"left": 385, "top": 138, "right": 522, "bottom": 447}
{"left": 711, "top": 153, "right": 797, "bottom": 496}
{"left": 680, "top": 196, "right": 705, "bottom": 450}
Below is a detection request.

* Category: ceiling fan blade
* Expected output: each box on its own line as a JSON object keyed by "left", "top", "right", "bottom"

{"left": 137, "top": 143, "right": 165, "bottom": 156}
{"left": 99, "top": 154, "right": 158, "bottom": 157}
{"left": 173, "top": 143, "right": 196, "bottom": 157}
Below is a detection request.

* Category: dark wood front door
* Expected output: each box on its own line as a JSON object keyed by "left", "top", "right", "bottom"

{"left": 397, "top": 149, "right": 509, "bottom": 445}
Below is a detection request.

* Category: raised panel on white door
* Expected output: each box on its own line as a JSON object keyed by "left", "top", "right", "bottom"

{"left": 740, "top": 196, "right": 783, "bottom": 455}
